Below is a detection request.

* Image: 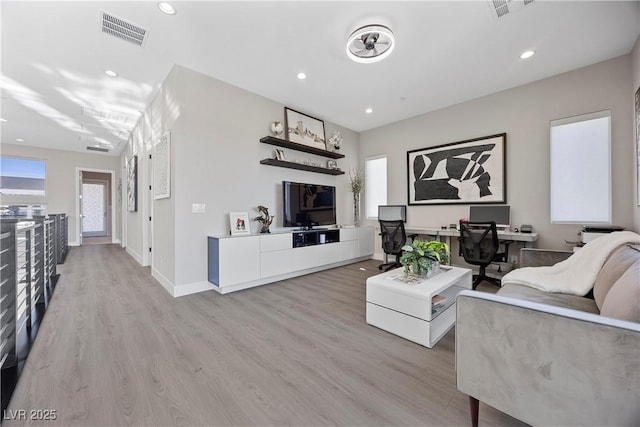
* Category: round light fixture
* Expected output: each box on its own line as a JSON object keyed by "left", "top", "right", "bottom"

{"left": 297, "top": 72, "right": 307, "bottom": 80}
{"left": 365, "top": 107, "right": 373, "bottom": 114}
{"left": 347, "top": 25, "right": 395, "bottom": 63}
{"left": 158, "top": 2, "right": 176, "bottom": 15}
{"left": 520, "top": 50, "right": 535, "bottom": 59}
{"left": 16, "top": 138, "right": 24, "bottom": 142}
{"left": 104, "top": 70, "right": 118, "bottom": 77}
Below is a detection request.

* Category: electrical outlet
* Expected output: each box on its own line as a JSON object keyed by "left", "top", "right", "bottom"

{"left": 192, "top": 203, "right": 206, "bottom": 213}
{"left": 510, "top": 255, "right": 518, "bottom": 265}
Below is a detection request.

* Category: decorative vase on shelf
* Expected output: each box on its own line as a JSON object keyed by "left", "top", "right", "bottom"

{"left": 349, "top": 167, "right": 364, "bottom": 228}
{"left": 353, "top": 192, "right": 361, "bottom": 227}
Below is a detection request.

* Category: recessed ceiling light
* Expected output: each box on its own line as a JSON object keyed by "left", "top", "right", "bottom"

{"left": 0, "top": 118, "right": 6, "bottom": 122}
{"left": 520, "top": 50, "right": 535, "bottom": 59}
{"left": 365, "top": 107, "right": 373, "bottom": 114}
{"left": 16, "top": 138, "right": 24, "bottom": 142}
{"left": 158, "top": 2, "right": 176, "bottom": 15}
{"left": 297, "top": 72, "right": 307, "bottom": 80}
{"left": 104, "top": 70, "right": 118, "bottom": 77}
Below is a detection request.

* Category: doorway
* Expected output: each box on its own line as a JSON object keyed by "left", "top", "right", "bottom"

{"left": 82, "top": 180, "right": 108, "bottom": 238}
{"left": 77, "top": 170, "right": 115, "bottom": 245}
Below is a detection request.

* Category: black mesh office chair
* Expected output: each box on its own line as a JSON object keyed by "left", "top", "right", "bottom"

{"left": 459, "top": 220, "right": 506, "bottom": 290}
{"left": 378, "top": 220, "right": 407, "bottom": 272}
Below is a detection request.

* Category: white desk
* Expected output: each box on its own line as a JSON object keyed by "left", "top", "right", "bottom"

{"left": 404, "top": 225, "right": 538, "bottom": 246}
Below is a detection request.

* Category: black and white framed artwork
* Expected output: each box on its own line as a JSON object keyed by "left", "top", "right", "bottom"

{"left": 127, "top": 155, "right": 138, "bottom": 212}
{"left": 153, "top": 131, "right": 171, "bottom": 200}
{"left": 407, "top": 133, "right": 506, "bottom": 205}
{"left": 284, "top": 107, "right": 326, "bottom": 150}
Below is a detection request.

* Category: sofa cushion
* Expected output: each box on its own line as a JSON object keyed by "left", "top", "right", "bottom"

{"left": 497, "top": 283, "right": 599, "bottom": 314}
{"left": 599, "top": 260, "right": 640, "bottom": 322}
{"left": 594, "top": 244, "right": 640, "bottom": 310}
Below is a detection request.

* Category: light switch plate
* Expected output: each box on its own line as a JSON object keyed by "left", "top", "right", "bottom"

{"left": 192, "top": 203, "right": 206, "bottom": 213}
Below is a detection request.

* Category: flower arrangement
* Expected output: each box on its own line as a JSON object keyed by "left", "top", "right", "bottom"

{"left": 327, "top": 131, "right": 342, "bottom": 151}
{"left": 349, "top": 167, "right": 364, "bottom": 227}
{"left": 349, "top": 167, "right": 364, "bottom": 194}
{"left": 399, "top": 239, "right": 450, "bottom": 276}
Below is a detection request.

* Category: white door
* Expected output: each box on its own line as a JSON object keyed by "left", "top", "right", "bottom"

{"left": 82, "top": 181, "right": 107, "bottom": 237}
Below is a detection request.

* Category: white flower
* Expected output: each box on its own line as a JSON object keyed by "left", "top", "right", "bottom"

{"left": 327, "top": 131, "right": 342, "bottom": 149}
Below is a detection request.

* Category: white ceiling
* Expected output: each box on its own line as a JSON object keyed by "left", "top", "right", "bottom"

{"left": 1, "top": 1, "right": 639, "bottom": 156}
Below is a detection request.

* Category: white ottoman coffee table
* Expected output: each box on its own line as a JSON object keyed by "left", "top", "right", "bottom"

{"left": 366, "top": 266, "right": 472, "bottom": 348}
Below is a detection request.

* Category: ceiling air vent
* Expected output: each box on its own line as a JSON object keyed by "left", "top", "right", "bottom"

{"left": 87, "top": 146, "right": 109, "bottom": 153}
{"left": 100, "top": 10, "right": 148, "bottom": 46}
{"left": 489, "top": 0, "right": 535, "bottom": 19}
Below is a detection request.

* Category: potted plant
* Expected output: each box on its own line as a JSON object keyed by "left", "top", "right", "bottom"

{"left": 399, "top": 239, "right": 450, "bottom": 277}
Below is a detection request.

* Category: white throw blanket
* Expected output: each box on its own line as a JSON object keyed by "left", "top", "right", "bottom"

{"left": 501, "top": 231, "right": 640, "bottom": 296}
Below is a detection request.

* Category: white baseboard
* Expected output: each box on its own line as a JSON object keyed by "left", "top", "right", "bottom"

{"left": 150, "top": 269, "right": 214, "bottom": 298}
{"left": 174, "top": 281, "right": 216, "bottom": 297}
{"left": 68, "top": 241, "right": 79, "bottom": 247}
{"left": 126, "top": 247, "right": 143, "bottom": 265}
{"left": 151, "top": 267, "right": 175, "bottom": 296}
{"left": 372, "top": 253, "right": 384, "bottom": 261}
{"left": 113, "top": 239, "right": 121, "bottom": 245}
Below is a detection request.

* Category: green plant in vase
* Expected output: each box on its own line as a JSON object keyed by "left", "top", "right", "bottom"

{"left": 399, "top": 239, "right": 450, "bottom": 277}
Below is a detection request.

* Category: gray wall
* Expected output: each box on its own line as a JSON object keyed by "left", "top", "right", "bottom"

{"left": 0, "top": 144, "right": 120, "bottom": 244}
{"left": 360, "top": 55, "right": 636, "bottom": 257}
{"left": 126, "top": 65, "right": 360, "bottom": 294}
{"left": 121, "top": 65, "right": 179, "bottom": 284}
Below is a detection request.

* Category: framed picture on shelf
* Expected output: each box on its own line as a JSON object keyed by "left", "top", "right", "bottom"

{"left": 327, "top": 160, "right": 338, "bottom": 169}
{"left": 275, "top": 149, "right": 285, "bottom": 161}
{"left": 127, "top": 155, "right": 138, "bottom": 212}
{"left": 229, "top": 212, "right": 250, "bottom": 236}
{"left": 407, "top": 133, "right": 506, "bottom": 205}
{"left": 284, "top": 107, "right": 326, "bottom": 150}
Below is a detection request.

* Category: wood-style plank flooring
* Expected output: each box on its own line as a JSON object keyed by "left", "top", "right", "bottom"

{"left": 6, "top": 244, "right": 525, "bottom": 426}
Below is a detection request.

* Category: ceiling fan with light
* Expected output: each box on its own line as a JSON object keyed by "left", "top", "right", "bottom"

{"left": 346, "top": 24, "right": 395, "bottom": 64}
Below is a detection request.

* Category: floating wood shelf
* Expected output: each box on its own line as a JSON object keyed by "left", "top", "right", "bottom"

{"left": 260, "top": 136, "right": 345, "bottom": 159}
{"left": 260, "top": 159, "right": 345, "bottom": 175}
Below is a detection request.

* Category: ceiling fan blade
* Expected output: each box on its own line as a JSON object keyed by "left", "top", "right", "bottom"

{"left": 372, "top": 47, "right": 380, "bottom": 56}
{"left": 353, "top": 39, "right": 365, "bottom": 50}
{"left": 377, "top": 40, "right": 390, "bottom": 46}
{"left": 354, "top": 49, "right": 371, "bottom": 56}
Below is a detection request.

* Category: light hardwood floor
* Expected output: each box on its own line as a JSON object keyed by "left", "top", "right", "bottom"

{"left": 7, "top": 244, "right": 525, "bottom": 426}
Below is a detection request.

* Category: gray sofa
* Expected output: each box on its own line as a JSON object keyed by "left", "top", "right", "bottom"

{"left": 456, "top": 244, "right": 640, "bottom": 426}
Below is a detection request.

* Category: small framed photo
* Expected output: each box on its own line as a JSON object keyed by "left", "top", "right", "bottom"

{"left": 229, "top": 212, "right": 250, "bottom": 236}
{"left": 327, "top": 160, "right": 338, "bottom": 169}
{"left": 275, "top": 149, "right": 285, "bottom": 160}
{"left": 284, "top": 107, "right": 326, "bottom": 150}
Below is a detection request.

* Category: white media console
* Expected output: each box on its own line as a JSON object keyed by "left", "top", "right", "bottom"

{"left": 207, "top": 226, "right": 375, "bottom": 294}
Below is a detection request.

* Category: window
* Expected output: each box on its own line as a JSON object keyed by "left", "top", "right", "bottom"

{"left": 0, "top": 156, "right": 46, "bottom": 196}
{"left": 550, "top": 111, "right": 611, "bottom": 224}
{"left": 365, "top": 155, "right": 387, "bottom": 218}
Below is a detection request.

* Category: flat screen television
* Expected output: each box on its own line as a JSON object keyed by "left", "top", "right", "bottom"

{"left": 282, "top": 181, "right": 336, "bottom": 228}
